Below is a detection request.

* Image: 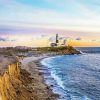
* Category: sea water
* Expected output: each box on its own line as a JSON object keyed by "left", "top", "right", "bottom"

{"left": 41, "top": 47, "right": 100, "bottom": 100}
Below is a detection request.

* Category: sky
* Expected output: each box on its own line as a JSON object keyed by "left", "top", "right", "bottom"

{"left": 0, "top": 0, "right": 100, "bottom": 47}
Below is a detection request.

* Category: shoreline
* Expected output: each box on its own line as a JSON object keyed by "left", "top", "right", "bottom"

{"left": 32, "top": 55, "right": 68, "bottom": 100}
{"left": 0, "top": 46, "right": 81, "bottom": 100}
{"left": 35, "top": 55, "right": 66, "bottom": 100}
{"left": 21, "top": 54, "right": 81, "bottom": 100}
{"left": 0, "top": 55, "right": 59, "bottom": 100}
{"left": 21, "top": 55, "right": 59, "bottom": 100}
{"left": 35, "top": 54, "right": 99, "bottom": 100}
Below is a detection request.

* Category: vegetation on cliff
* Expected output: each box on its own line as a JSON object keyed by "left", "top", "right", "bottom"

{"left": 37, "top": 46, "right": 81, "bottom": 55}
{"left": 0, "top": 46, "right": 80, "bottom": 57}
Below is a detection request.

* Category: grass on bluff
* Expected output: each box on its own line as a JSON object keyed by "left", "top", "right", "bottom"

{"left": 0, "top": 47, "right": 31, "bottom": 56}
{"left": 37, "top": 46, "right": 75, "bottom": 53}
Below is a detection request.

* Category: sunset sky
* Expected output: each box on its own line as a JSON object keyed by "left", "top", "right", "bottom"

{"left": 0, "top": 0, "right": 100, "bottom": 47}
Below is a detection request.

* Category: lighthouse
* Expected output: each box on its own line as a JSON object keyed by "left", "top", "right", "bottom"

{"left": 50, "top": 33, "right": 67, "bottom": 47}
{"left": 56, "top": 34, "right": 59, "bottom": 43}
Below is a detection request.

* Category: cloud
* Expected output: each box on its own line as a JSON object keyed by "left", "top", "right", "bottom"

{"left": 91, "top": 39, "right": 100, "bottom": 42}
{"left": 41, "top": 35, "right": 48, "bottom": 37}
{"left": 10, "top": 39, "right": 16, "bottom": 42}
{"left": 0, "top": 0, "right": 13, "bottom": 4}
{"left": 76, "top": 38, "right": 82, "bottom": 40}
{"left": 0, "top": 36, "right": 17, "bottom": 42}
{"left": 91, "top": 39, "right": 96, "bottom": 42}
{"left": 48, "top": 36, "right": 56, "bottom": 42}
{"left": 0, "top": 37, "right": 8, "bottom": 41}
{"left": 0, "top": 0, "right": 100, "bottom": 33}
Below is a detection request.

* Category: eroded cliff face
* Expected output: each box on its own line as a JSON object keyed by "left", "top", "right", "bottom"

{"left": 0, "top": 62, "right": 37, "bottom": 100}
{"left": 0, "top": 59, "right": 57, "bottom": 100}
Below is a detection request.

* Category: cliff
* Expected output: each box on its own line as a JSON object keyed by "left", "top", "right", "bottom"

{"left": 37, "top": 46, "right": 81, "bottom": 55}
{"left": 0, "top": 60, "right": 57, "bottom": 100}
{"left": 0, "top": 62, "right": 36, "bottom": 100}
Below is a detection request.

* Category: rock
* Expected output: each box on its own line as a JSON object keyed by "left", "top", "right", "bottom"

{"left": 0, "top": 62, "right": 37, "bottom": 100}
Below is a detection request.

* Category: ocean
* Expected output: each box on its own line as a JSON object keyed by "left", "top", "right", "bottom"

{"left": 41, "top": 47, "right": 100, "bottom": 100}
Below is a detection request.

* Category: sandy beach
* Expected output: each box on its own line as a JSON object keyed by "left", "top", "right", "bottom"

{"left": 21, "top": 56, "right": 59, "bottom": 100}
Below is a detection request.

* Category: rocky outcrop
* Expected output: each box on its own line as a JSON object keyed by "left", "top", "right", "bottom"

{"left": 0, "top": 62, "right": 37, "bottom": 100}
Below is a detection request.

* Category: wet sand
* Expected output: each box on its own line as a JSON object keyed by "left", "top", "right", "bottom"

{"left": 21, "top": 56, "right": 59, "bottom": 100}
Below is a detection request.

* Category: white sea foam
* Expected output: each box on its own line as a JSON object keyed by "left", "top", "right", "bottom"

{"left": 41, "top": 54, "right": 97, "bottom": 100}
{"left": 41, "top": 58, "right": 65, "bottom": 90}
{"left": 50, "top": 71, "right": 65, "bottom": 90}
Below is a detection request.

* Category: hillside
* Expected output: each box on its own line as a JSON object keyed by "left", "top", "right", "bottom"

{"left": 37, "top": 46, "right": 81, "bottom": 55}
